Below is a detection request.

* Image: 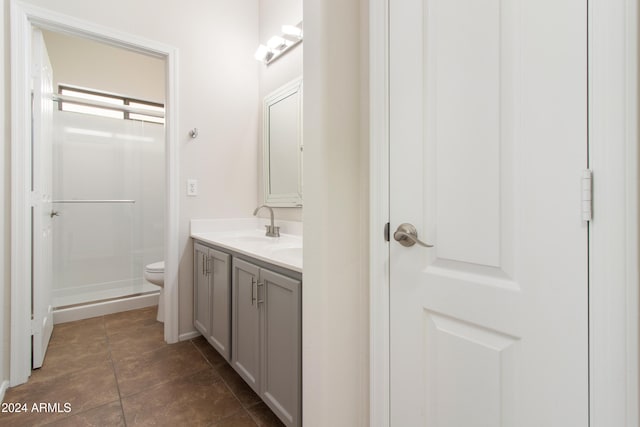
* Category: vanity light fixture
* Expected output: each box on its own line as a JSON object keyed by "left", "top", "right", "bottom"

{"left": 255, "top": 22, "right": 303, "bottom": 65}
{"left": 282, "top": 25, "right": 303, "bottom": 40}
{"left": 254, "top": 44, "right": 273, "bottom": 62}
{"left": 267, "top": 36, "right": 290, "bottom": 51}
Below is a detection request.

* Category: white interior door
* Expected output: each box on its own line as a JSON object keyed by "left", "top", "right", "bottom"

{"left": 31, "top": 28, "right": 54, "bottom": 369}
{"left": 389, "top": 0, "right": 589, "bottom": 425}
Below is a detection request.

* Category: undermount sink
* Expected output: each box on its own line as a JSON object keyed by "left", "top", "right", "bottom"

{"left": 228, "top": 235, "right": 271, "bottom": 243}
{"left": 268, "top": 247, "right": 302, "bottom": 258}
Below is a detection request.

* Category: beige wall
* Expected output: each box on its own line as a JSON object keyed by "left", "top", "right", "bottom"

{"left": 302, "top": 0, "right": 369, "bottom": 424}
{"left": 1, "top": 0, "right": 261, "bottom": 360}
{"left": 42, "top": 30, "right": 165, "bottom": 103}
{"left": 257, "top": 0, "right": 303, "bottom": 221}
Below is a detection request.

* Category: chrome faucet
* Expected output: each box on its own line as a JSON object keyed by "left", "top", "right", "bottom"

{"left": 253, "top": 205, "right": 280, "bottom": 237}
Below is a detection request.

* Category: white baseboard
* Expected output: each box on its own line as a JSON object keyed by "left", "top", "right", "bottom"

{"left": 1, "top": 380, "right": 9, "bottom": 403}
{"left": 54, "top": 293, "right": 159, "bottom": 324}
{"left": 179, "top": 331, "right": 201, "bottom": 341}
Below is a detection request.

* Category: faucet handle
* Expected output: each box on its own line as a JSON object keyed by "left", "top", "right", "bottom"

{"left": 265, "top": 225, "right": 280, "bottom": 238}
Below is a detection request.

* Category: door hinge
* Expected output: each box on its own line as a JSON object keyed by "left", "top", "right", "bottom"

{"left": 384, "top": 222, "right": 390, "bottom": 242}
{"left": 30, "top": 191, "right": 39, "bottom": 206}
{"left": 582, "top": 169, "right": 593, "bottom": 221}
{"left": 31, "top": 317, "right": 38, "bottom": 336}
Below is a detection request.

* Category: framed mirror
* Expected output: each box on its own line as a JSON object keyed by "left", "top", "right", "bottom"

{"left": 263, "top": 77, "right": 303, "bottom": 207}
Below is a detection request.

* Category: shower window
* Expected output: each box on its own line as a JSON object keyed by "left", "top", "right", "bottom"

{"left": 58, "top": 85, "right": 165, "bottom": 124}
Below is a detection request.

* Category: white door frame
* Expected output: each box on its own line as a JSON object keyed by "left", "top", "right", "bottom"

{"left": 10, "top": 0, "right": 180, "bottom": 386}
{"left": 369, "top": 0, "right": 639, "bottom": 425}
{"left": 587, "top": 0, "right": 639, "bottom": 425}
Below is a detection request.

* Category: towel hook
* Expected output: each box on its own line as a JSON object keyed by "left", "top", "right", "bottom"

{"left": 189, "top": 128, "right": 198, "bottom": 139}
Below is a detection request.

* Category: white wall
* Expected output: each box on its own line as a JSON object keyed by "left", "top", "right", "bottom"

{"left": 302, "top": 0, "right": 369, "bottom": 424}
{"left": 43, "top": 30, "right": 165, "bottom": 103}
{"left": 257, "top": 0, "right": 302, "bottom": 221}
{"left": 1, "top": 0, "right": 260, "bottom": 342}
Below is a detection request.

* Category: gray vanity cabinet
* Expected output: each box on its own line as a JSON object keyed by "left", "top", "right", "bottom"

{"left": 232, "top": 258, "right": 302, "bottom": 427}
{"left": 259, "top": 268, "right": 301, "bottom": 427}
{"left": 231, "top": 258, "right": 261, "bottom": 392}
{"left": 193, "top": 242, "right": 231, "bottom": 361}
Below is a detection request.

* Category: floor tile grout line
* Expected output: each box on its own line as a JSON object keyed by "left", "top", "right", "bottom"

{"left": 189, "top": 339, "right": 259, "bottom": 427}
{"left": 38, "top": 400, "right": 123, "bottom": 427}
{"left": 208, "top": 407, "right": 259, "bottom": 427}
{"left": 104, "top": 315, "right": 128, "bottom": 427}
{"left": 190, "top": 339, "right": 263, "bottom": 425}
{"left": 245, "top": 406, "right": 265, "bottom": 427}
{"left": 189, "top": 340, "right": 235, "bottom": 391}
{"left": 14, "top": 309, "right": 279, "bottom": 426}
{"left": 23, "top": 316, "right": 116, "bottom": 427}
{"left": 190, "top": 338, "right": 217, "bottom": 370}
{"left": 116, "top": 365, "right": 213, "bottom": 401}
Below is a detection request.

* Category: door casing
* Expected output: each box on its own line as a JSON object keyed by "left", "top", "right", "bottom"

{"left": 368, "top": 0, "right": 639, "bottom": 425}
{"left": 9, "top": 0, "right": 181, "bottom": 386}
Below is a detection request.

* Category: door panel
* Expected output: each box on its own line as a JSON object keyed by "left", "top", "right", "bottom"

{"left": 429, "top": 0, "right": 508, "bottom": 267}
{"left": 232, "top": 258, "right": 260, "bottom": 393}
{"left": 389, "top": 0, "right": 588, "bottom": 425}
{"left": 424, "top": 312, "right": 518, "bottom": 426}
{"left": 260, "top": 268, "right": 301, "bottom": 427}
{"left": 32, "top": 28, "right": 54, "bottom": 369}
{"left": 209, "top": 248, "right": 231, "bottom": 361}
{"left": 193, "top": 243, "right": 210, "bottom": 337}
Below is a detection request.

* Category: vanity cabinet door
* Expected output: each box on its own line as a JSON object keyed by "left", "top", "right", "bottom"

{"left": 193, "top": 242, "right": 211, "bottom": 338}
{"left": 209, "top": 248, "right": 231, "bottom": 361}
{"left": 259, "top": 269, "right": 301, "bottom": 427}
{"left": 232, "top": 258, "right": 261, "bottom": 394}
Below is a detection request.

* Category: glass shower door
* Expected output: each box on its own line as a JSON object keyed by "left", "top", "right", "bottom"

{"left": 52, "top": 110, "right": 164, "bottom": 308}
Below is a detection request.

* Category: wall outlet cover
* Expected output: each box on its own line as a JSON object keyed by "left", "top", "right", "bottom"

{"left": 187, "top": 179, "right": 198, "bottom": 196}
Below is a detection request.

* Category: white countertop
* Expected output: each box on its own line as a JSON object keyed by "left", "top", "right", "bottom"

{"left": 190, "top": 218, "right": 302, "bottom": 273}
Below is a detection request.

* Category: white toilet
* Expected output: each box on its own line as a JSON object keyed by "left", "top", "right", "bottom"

{"left": 144, "top": 261, "right": 165, "bottom": 322}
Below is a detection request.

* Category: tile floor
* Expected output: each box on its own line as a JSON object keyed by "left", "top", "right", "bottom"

{"left": 0, "top": 306, "right": 284, "bottom": 427}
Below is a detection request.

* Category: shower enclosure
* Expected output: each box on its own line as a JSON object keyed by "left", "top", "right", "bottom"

{"left": 51, "top": 108, "right": 164, "bottom": 309}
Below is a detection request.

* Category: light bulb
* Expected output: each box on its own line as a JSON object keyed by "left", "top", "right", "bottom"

{"left": 267, "top": 36, "right": 287, "bottom": 51}
{"left": 254, "top": 44, "right": 273, "bottom": 62}
{"left": 282, "top": 25, "right": 303, "bottom": 39}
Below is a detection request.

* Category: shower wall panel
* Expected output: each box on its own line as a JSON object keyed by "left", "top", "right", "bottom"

{"left": 52, "top": 111, "right": 164, "bottom": 306}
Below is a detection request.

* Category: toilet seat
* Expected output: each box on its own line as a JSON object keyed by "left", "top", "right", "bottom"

{"left": 145, "top": 261, "right": 164, "bottom": 273}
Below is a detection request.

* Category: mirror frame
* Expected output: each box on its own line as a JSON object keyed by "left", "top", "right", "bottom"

{"left": 263, "top": 77, "right": 303, "bottom": 207}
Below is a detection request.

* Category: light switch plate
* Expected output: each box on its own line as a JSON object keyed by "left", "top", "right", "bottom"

{"left": 187, "top": 179, "right": 198, "bottom": 196}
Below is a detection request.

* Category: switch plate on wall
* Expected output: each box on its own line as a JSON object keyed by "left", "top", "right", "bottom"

{"left": 187, "top": 179, "right": 198, "bottom": 196}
